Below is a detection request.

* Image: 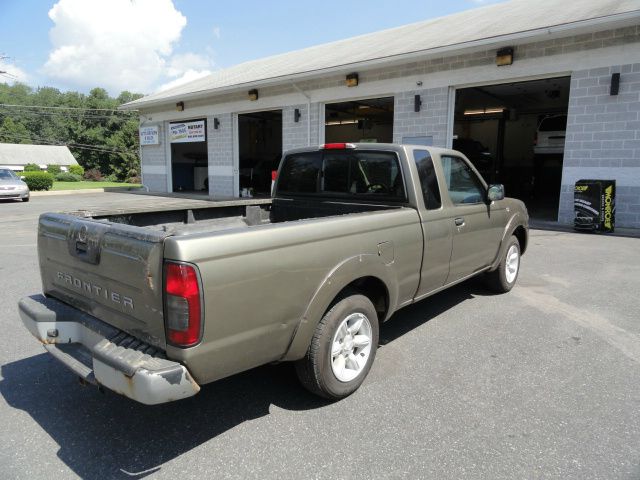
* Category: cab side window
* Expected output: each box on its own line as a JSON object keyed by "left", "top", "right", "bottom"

{"left": 441, "top": 155, "right": 485, "bottom": 205}
{"left": 413, "top": 150, "right": 441, "bottom": 210}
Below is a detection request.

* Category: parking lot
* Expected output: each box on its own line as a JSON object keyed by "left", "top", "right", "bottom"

{"left": 0, "top": 192, "right": 639, "bottom": 480}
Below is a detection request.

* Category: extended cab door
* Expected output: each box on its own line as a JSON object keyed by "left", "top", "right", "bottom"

{"left": 412, "top": 149, "right": 454, "bottom": 297}
{"left": 437, "top": 154, "right": 506, "bottom": 283}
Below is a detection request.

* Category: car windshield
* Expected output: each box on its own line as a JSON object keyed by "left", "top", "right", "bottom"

{"left": 0, "top": 169, "right": 18, "bottom": 180}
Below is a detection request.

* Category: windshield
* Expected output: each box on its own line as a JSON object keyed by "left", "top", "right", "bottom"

{"left": 0, "top": 169, "right": 18, "bottom": 180}
{"left": 539, "top": 115, "right": 567, "bottom": 132}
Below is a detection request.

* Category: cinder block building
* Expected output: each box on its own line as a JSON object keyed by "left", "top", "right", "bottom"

{"left": 123, "top": 0, "right": 640, "bottom": 227}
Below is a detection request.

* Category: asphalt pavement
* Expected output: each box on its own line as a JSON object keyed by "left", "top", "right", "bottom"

{"left": 0, "top": 193, "right": 639, "bottom": 480}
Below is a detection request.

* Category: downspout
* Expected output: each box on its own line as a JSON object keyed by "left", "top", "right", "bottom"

{"left": 291, "top": 83, "right": 312, "bottom": 146}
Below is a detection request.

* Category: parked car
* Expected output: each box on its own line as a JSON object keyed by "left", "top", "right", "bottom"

{"left": 19, "top": 143, "right": 528, "bottom": 404}
{"left": 534, "top": 114, "right": 567, "bottom": 155}
{"left": 0, "top": 168, "right": 30, "bottom": 202}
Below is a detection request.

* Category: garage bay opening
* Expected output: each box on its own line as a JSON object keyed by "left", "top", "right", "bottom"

{"left": 239, "top": 110, "right": 282, "bottom": 196}
{"left": 325, "top": 97, "right": 394, "bottom": 144}
{"left": 453, "top": 77, "right": 569, "bottom": 220}
{"left": 170, "top": 119, "right": 208, "bottom": 193}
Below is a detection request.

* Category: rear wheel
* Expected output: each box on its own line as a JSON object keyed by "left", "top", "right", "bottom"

{"left": 484, "top": 235, "right": 520, "bottom": 293}
{"left": 295, "top": 293, "right": 379, "bottom": 400}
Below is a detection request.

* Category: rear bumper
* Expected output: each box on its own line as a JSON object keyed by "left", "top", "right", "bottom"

{"left": 18, "top": 295, "right": 200, "bottom": 405}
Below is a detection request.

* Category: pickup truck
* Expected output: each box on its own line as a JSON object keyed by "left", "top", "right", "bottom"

{"left": 19, "top": 143, "right": 528, "bottom": 404}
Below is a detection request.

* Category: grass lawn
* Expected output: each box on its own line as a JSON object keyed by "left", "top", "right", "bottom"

{"left": 51, "top": 181, "right": 142, "bottom": 191}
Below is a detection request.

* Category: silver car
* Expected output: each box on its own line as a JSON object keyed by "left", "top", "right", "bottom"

{"left": 0, "top": 168, "right": 30, "bottom": 202}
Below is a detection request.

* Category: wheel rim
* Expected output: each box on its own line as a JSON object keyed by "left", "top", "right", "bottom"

{"left": 330, "top": 312, "right": 373, "bottom": 383}
{"left": 505, "top": 244, "right": 519, "bottom": 284}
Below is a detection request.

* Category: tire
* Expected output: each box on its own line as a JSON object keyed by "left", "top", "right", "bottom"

{"left": 22, "top": 197, "right": 30, "bottom": 202}
{"left": 484, "top": 235, "right": 520, "bottom": 293}
{"left": 295, "top": 293, "right": 379, "bottom": 400}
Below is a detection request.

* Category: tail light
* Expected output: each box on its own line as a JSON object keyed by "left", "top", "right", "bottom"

{"left": 320, "top": 143, "right": 356, "bottom": 150}
{"left": 164, "top": 262, "right": 203, "bottom": 347}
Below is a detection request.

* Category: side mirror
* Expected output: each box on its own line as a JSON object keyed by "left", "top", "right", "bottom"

{"left": 487, "top": 184, "right": 505, "bottom": 202}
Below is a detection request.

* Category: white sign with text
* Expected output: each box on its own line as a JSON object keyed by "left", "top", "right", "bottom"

{"left": 170, "top": 120, "right": 206, "bottom": 143}
{"left": 139, "top": 125, "right": 159, "bottom": 145}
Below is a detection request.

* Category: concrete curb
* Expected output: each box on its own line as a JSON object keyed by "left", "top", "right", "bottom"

{"left": 31, "top": 187, "right": 143, "bottom": 196}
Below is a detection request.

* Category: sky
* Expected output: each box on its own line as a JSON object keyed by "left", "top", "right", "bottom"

{"left": 0, "top": 0, "right": 504, "bottom": 96}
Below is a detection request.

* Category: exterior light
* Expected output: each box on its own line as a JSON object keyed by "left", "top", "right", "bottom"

{"left": 414, "top": 95, "right": 422, "bottom": 113}
{"left": 248, "top": 89, "right": 259, "bottom": 101}
{"left": 176, "top": 101, "right": 185, "bottom": 111}
{"left": 346, "top": 73, "right": 359, "bottom": 87}
{"left": 496, "top": 47, "right": 514, "bottom": 66}
{"left": 294, "top": 108, "right": 301, "bottom": 123}
{"left": 213, "top": 118, "right": 220, "bottom": 129}
{"left": 610, "top": 73, "right": 620, "bottom": 95}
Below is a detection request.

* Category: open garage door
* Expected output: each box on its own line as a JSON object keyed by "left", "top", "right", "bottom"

{"left": 325, "top": 97, "right": 394, "bottom": 144}
{"left": 239, "top": 110, "right": 282, "bottom": 196}
{"left": 453, "top": 77, "right": 569, "bottom": 220}
{"left": 170, "top": 119, "right": 208, "bottom": 193}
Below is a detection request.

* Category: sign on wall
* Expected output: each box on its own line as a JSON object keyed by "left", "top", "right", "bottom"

{"left": 170, "top": 120, "right": 206, "bottom": 143}
{"left": 139, "top": 125, "right": 159, "bottom": 145}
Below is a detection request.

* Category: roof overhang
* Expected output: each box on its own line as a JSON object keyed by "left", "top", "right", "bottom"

{"left": 120, "top": 10, "right": 640, "bottom": 112}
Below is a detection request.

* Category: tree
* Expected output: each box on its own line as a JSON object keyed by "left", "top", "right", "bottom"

{"left": 0, "top": 82, "right": 142, "bottom": 180}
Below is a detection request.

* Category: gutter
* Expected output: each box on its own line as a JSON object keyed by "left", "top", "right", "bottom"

{"left": 120, "top": 10, "right": 640, "bottom": 111}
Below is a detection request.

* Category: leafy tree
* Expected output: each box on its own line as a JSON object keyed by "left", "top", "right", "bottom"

{"left": 0, "top": 82, "right": 142, "bottom": 181}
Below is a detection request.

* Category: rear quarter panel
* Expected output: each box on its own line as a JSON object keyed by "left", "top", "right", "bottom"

{"left": 163, "top": 208, "right": 422, "bottom": 385}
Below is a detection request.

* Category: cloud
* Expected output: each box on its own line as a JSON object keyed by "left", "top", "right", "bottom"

{"left": 166, "top": 53, "right": 212, "bottom": 78}
{"left": 41, "top": 0, "right": 211, "bottom": 94}
{"left": 156, "top": 69, "right": 212, "bottom": 93}
{"left": 0, "top": 58, "right": 30, "bottom": 84}
{"left": 213, "top": 26, "right": 221, "bottom": 39}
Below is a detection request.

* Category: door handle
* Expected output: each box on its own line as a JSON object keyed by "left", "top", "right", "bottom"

{"left": 454, "top": 217, "right": 465, "bottom": 227}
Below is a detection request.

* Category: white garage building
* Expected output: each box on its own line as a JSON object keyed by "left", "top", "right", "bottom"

{"left": 122, "top": 0, "right": 640, "bottom": 228}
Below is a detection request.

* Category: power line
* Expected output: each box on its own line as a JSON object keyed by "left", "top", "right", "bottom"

{"left": 0, "top": 108, "right": 136, "bottom": 121}
{"left": 0, "top": 132, "right": 139, "bottom": 156}
{"left": 0, "top": 102, "right": 138, "bottom": 114}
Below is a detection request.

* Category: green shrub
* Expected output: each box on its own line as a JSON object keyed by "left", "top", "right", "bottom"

{"left": 104, "top": 173, "right": 118, "bottom": 182}
{"left": 23, "top": 163, "right": 41, "bottom": 172}
{"left": 68, "top": 164, "right": 84, "bottom": 176}
{"left": 126, "top": 176, "right": 141, "bottom": 184}
{"left": 83, "top": 168, "right": 103, "bottom": 181}
{"left": 47, "top": 165, "right": 62, "bottom": 175}
{"left": 55, "top": 172, "right": 82, "bottom": 182}
{"left": 22, "top": 171, "right": 54, "bottom": 191}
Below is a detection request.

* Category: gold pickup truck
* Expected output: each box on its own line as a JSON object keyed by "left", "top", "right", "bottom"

{"left": 19, "top": 143, "right": 528, "bottom": 404}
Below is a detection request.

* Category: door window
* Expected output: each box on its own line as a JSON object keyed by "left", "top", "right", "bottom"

{"left": 413, "top": 150, "right": 441, "bottom": 210}
{"left": 441, "top": 155, "right": 485, "bottom": 205}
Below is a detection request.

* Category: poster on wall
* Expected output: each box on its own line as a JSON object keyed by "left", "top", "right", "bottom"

{"left": 139, "top": 125, "right": 159, "bottom": 145}
{"left": 170, "top": 120, "right": 206, "bottom": 143}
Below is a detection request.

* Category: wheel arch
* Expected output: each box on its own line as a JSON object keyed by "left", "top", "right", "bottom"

{"left": 282, "top": 255, "right": 396, "bottom": 361}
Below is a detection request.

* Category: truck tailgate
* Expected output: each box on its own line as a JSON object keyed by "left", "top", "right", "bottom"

{"left": 38, "top": 212, "right": 170, "bottom": 349}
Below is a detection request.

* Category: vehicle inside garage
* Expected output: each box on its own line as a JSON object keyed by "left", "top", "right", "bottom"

{"left": 453, "top": 77, "right": 569, "bottom": 220}
{"left": 239, "top": 110, "right": 282, "bottom": 196}
{"left": 325, "top": 97, "right": 394, "bottom": 144}
{"left": 170, "top": 119, "right": 208, "bottom": 193}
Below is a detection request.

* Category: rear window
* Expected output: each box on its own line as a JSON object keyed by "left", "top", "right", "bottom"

{"left": 539, "top": 115, "right": 567, "bottom": 131}
{"left": 278, "top": 150, "right": 406, "bottom": 202}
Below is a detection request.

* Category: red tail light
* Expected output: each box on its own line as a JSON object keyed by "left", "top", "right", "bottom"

{"left": 271, "top": 170, "right": 278, "bottom": 181}
{"left": 320, "top": 143, "right": 356, "bottom": 150}
{"left": 164, "top": 262, "right": 202, "bottom": 347}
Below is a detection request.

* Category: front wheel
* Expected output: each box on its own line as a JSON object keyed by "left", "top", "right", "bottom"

{"left": 484, "top": 236, "right": 520, "bottom": 293}
{"left": 295, "top": 293, "right": 379, "bottom": 400}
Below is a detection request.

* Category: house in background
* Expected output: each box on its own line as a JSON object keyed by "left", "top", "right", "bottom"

{"left": 0, "top": 143, "right": 79, "bottom": 171}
